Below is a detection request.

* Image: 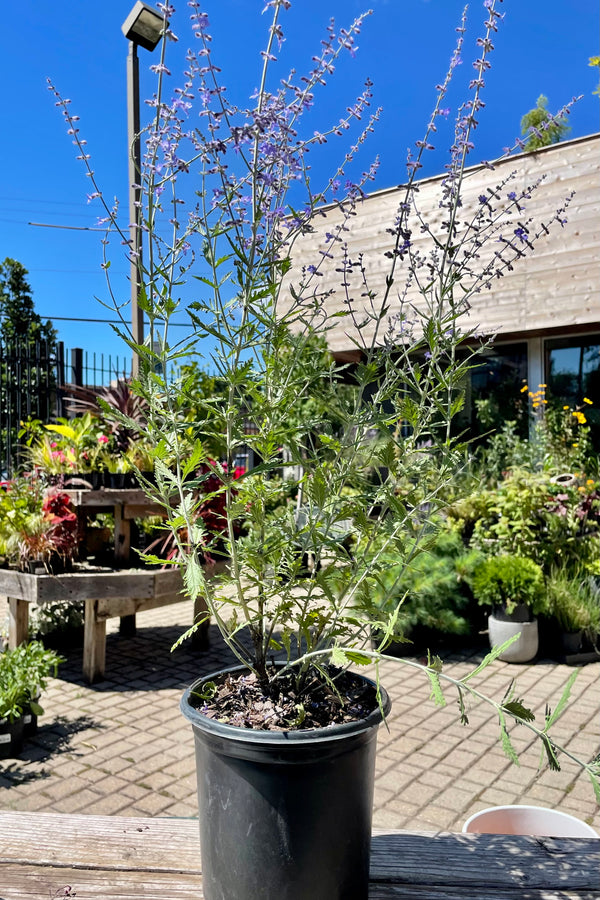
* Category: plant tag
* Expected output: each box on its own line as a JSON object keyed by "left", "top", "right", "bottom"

{"left": 0, "top": 733, "right": 11, "bottom": 744}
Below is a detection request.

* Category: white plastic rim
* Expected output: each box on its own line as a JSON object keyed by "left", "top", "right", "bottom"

{"left": 463, "top": 805, "right": 598, "bottom": 838}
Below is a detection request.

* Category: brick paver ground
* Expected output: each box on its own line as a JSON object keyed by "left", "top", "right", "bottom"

{"left": 1, "top": 598, "right": 598, "bottom": 832}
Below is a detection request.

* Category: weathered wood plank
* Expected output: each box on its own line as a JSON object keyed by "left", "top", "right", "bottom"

{"left": 0, "top": 812, "right": 201, "bottom": 869}
{"left": 282, "top": 134, "right": 600, "bottom": 354}
{"left": 96, "top": 591, "right": 185, "bottom": 619}
{"left": 7, "top": 596, "right": 29, "bottom": 646}
{"left": 0, "top": 814, "right": 598, "bottom": 899}
{"left": 369, "top": 832, "right": 600, "bottom": 891}
{"left": 114, "top": 503, "right": 131, "bottom": 566}
{"left": 0, "top": 866, "right": 204, "bottom": 900}
{"left": 83, "top": 598, "right": 107, "bottom": 682}
{"left": 64, "top": 489, "right": 156, "bottom": 508}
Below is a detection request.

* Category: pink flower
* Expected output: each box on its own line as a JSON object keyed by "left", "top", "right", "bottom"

{"left": 98, "top": 434, "right": 109, "bottom": 444}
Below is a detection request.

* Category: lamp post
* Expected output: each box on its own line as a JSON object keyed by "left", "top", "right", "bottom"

{"left": 121, "top": 1, "right": 164, "bottom": 378}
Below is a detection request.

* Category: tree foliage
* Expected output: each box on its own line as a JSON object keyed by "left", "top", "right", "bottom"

{"left": 520, "top": 94, "right": 570, "bottom": 151}
{"left": 0, "top": 258, "right": 56, "bottom": 345}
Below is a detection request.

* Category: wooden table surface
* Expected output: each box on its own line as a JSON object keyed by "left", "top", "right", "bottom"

{"left": 0, "top": 811, "right": 598, "bottom": 899}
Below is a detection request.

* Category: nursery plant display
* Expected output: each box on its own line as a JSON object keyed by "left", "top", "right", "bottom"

{"left": 51, "top": 0, "right": 600, "bottom": 897}
{"left": 0, "top": 476, "right": 78, "bottom": 574}
{"left": 0, "top": 640, "right": 63, "bottom": 758}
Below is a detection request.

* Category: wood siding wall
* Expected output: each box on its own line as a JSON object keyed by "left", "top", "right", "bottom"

{"left": 282, "top": 134, "right": 600, "bottom": 356}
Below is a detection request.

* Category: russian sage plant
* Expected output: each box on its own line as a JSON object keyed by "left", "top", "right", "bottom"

{"left": 51, "top": 0, "right": 599, "bottom": 791}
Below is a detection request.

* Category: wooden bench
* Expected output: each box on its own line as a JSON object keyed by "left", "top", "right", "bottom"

{"left": 0, "top": 811, "right": 598, "bottom": 898}
{"left": 2, "top": 564, "right": 209, "bottom": 682}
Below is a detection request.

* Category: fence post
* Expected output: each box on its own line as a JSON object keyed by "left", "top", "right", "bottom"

{"left": 71, "top": 347, "right": 84, "bottom": 387}
{"left": 55, "top": 341, "right": 65, "bottom": 418}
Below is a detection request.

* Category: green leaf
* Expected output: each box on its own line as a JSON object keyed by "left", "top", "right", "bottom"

{"left": 331, "top": 646, "right": 348, "bottom": 667}
{"left": 544, "top": 669, "right": 579, "bottom": 730}
{"left": 345, "top": 651, "right": 372, "bottom": 666}
{"left": 461, "top": 635, "right": 520, "bottom": 683}
{"left": 540, "top": 734, "right": 561, "bottom": 772}
{"left": 498, "top": 710, "right": 520, "bottom": 766}
{"left": 457, "top": 687, "right": 469, "bottom": 726}
{"left": 427, "top": 651, "right": 443, "bottom": 674}
{"left": 427, "top": 669, "right": 446, "bottom": 707}
{"left": 589, "top": 772, "right": 600, "bottom": 805}
{"left": 182, "top": 555, "right": 206, "bottom": 601}
{"left": 503, "top": 699, "right": 535, "bottom": 723}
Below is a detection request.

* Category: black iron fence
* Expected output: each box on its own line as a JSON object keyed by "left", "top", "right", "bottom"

{"left": 0, "top": 340, "right": 132, "bottom": 477}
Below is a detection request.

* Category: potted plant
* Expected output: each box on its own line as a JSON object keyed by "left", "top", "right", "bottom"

{"left": 0, "top": 479, "right": 79, "bottom": 574}
{"left": 21, "top": 413, "right": 107, "bottom": 486}
{"left": 0, "top": 477, "right": 79, "bottom": 573}
{"left": 546, "top": 568, "right": 600, "bottom": 658}
{"left": 471, "top": 554, "right": 547, "bottom": 662}
{"left": 0, "top": 640, "right": 63, "bottom": 757}
{"left": 52, "top": 2, "right": 599, "bottom": 898}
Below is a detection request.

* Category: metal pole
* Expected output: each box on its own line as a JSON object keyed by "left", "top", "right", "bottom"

{"left": 127, "top": 40, "right": 143, "bottom": 378}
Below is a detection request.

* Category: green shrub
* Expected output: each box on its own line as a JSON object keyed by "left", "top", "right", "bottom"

{"left": 0, "top": 641, "right": 63, "bottom": 722}
{"left": 470, "top": 555, "right": 546, "bottom": 616}
{"left": 367, "top": 529, "right": 481, "bottom": 645}
{"left": 546, "top": 569, "right": 600, "bottom": 638}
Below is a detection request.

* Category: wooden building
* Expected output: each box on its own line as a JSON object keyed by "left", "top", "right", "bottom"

{"left": 283, "top": 133, "right": 600, "bottom": 435}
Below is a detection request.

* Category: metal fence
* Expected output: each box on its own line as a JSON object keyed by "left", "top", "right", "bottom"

{"left": 0, "top": 340, "right": 132, "bottom": 477}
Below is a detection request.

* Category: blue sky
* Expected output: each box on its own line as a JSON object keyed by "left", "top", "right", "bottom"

{"left": 2, "top": 0, "right": 598, "bottom": 370}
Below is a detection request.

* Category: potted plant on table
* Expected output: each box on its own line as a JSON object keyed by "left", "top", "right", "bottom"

{"left": 52, "top": 1, "right": 600, "bottom": 897}
{"left": 0, "top": 477, "right": 79, "bottom": 574}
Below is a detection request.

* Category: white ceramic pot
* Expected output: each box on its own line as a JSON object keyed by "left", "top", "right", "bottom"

{"left": 463, "top": 804, "right": 598, "bottom": 838}
{"left": 488, "top": 613, "right": 538, "bottom": 662}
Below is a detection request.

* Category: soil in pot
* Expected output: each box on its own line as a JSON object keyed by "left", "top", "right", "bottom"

{"left": 181, "top": 664, "right": 390, "bottom": 900}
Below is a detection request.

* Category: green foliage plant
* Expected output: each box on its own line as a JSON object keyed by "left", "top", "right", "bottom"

{"left": 366, "top": 528, "right": 480, "bottom": 645}
{"left": 0, "top": 477, "right": 78, "bottom": 571}
{"left": 0, "top": 640, "right": 63, "bottom": 722}
{"left": 520, "top": 94, "right": 571, "bottom": 151}
{"left": 546, "top": 568, "right": 600, "bottom": 639}
{"left": 449, "top": 467, "right": 600, "bottom": 578}
{"left": 21, "top": 413, "right": 108, "bottom": 476}
{"left": 50, "top": 1, "right": 600, "bottom": 792}
{"left": 470, "top": 554, "right": 546, "bottom": 617}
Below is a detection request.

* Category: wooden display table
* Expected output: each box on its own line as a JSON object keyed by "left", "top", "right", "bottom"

{"left": 0, "top": 811, "right": 597, "bottom": 898}
{"left": 1, "top": 563, "right": 208, "bottom": 683}
{"left": 65, "top": 488, "right": 167, "bottom": 638}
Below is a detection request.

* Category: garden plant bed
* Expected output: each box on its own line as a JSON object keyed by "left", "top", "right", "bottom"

{"left": 1, "top": 562, "right": 211, "bottom": 682}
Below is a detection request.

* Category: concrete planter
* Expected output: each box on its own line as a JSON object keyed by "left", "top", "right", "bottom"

{"left": 488, "top": 610, "right": 539, "bottom": 662}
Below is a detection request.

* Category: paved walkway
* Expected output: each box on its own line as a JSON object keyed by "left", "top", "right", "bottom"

{"left": 1, "top": 598, "right": 598, "bottom": 833}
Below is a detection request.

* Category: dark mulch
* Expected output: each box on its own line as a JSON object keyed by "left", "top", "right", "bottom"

{"left": 190, "top": 665, "right": 379, "bottom": 731}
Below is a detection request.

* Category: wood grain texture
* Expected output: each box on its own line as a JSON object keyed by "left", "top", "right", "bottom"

{"left": 282, "top": 134, "right": 600, "bottom": 353}
{"left": 0, "top": 813, "right": 597, "bottom": 899}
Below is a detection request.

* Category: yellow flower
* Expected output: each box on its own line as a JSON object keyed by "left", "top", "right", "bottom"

{"left": 520, "top": 385, "right": 529, "bottom": 393}
{"left": 539, "top": 383, "right": 547, "bottom": 388}
{"left": 583, "top": 397, "right": 593, "bottom": 405}
{"left": 563, "top": 405, "right": 570, "bottom": 410}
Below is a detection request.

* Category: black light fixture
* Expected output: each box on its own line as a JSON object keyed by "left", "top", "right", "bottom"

{"left": 121, "top": 1, "right": 164, "bottom": 51}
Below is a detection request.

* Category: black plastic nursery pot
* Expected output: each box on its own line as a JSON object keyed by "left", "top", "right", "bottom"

{"left": 181, "top": 666, "right": 391, "bottom": 900}
{"left": 0, "top": 715, "right": 25, "bottom": 759}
